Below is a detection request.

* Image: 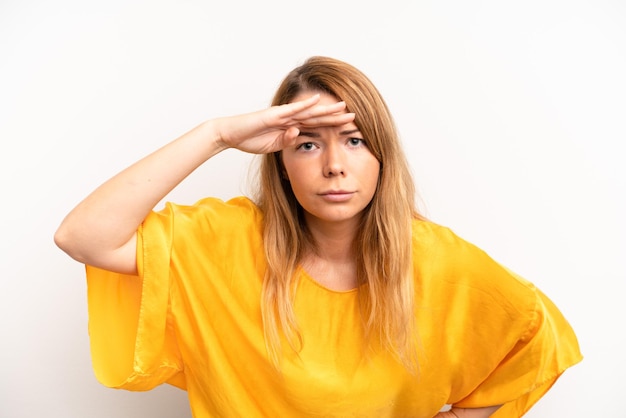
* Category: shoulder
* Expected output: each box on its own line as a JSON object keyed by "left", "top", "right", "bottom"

{"left": 144, "top": 196, "right": 263, "bottom": 246}
{"left": 411, "top": 218, "right": 511, "bottom": 277}
{"left": 141, "top": 196, "right": 265, "bottom": 266}
{"left": 411, "top": 218, "right": 537, "bottom": 312}
{"left": 168, "top": 196, "right": 261, "bottom": 217}
{"left": 410, "top": 219, "right": 484, "bottom": 262}
{"left": 159, "top": 196, "right": 261, "bottom": 227}
{"left": 411, "top": 219, "right": 480, "bottom": 251}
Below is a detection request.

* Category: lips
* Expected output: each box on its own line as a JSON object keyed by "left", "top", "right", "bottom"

{"left": 319, "top": 190, "right": 355, "bottom": 202}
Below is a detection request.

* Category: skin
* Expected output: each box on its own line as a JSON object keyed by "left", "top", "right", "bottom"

{"left": 54, "top": 93, "right": 501, "bottom": 417}
{"left": 54, "top": 94, "right": 354, "bottom": 274}
{"left": 281, "top": 91, "right": 380, "bottom": 291}
{"left": 282, "top": 94, "right": 502, "bottom": 417}
{"left": 436, "top": 406, "right": 501, "bottom": 418}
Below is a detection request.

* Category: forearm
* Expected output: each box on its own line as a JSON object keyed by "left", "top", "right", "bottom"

{"left": 54, "top": 119, "right": 225, "bottom": 272}
{"left": 55, "top": 95, "right": 353, "bottom": 273}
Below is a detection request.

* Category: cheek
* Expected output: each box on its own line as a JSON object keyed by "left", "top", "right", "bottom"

{"left": 363, "top": 160, "right": 381, "bottom": 190}
{"left": 282, "top": 155, "right": 313, "bottom": 184}
{"left": 282, "top": 161, "right": 295, "bottom": 183}
{"left": 283, "top": 165, "right": 309, "bottom": 197}
{"left": 281, "top": 154, "right": 297, "bottom": 180}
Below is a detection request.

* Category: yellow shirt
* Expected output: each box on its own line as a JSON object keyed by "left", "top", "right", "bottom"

{"left": 85, "top": 197, "right": 582, "bottom": 417}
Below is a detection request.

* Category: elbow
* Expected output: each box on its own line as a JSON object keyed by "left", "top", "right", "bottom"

{"left": 53, "top": 223, "right": 85, "bottom": 263}
{"left": 53, "top": 224, "right": 69, "bottom": 252}
{"left": 54, "top": 223, "right": 138, "bottom": 274}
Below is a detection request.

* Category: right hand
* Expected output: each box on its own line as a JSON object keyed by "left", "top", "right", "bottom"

{"left": 214, "top": 94, "right": 355, "bottom": 154}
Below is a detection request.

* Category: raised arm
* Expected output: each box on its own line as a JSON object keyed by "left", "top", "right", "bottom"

{"left": 54, "top": 94, "right": 354, "bottom": 274}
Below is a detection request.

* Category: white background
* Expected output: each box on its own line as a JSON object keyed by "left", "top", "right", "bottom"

{"left": 1, "top": 0, "right": 624, "bottom": 417}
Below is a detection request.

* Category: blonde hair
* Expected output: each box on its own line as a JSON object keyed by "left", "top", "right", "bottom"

{"left": 255, "top": 56, "right": 422, "bottom": 370}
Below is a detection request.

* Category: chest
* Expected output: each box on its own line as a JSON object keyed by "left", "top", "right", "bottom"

{"left": 172, "top": 262, "right": 451, "bottom": 417}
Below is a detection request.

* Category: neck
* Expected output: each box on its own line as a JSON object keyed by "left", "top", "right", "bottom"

{"left": 304, "top": 216, "right": 360, "bottom": 262}
{"left": 300, "top": 216, "right": 361, "bottom": 291}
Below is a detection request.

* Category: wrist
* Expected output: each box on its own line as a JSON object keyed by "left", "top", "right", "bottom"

{"left": 197, "top": 119, "right": 230, "bottom": 154}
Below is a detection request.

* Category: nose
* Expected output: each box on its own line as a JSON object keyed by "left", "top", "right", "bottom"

{"left": 323, "top": 143, "right": 345, "bottom": 177}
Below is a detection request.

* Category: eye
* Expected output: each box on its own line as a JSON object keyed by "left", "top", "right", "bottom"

{"left": 348, "top": 137, "right": 365, "bottom": 147}
{"left": 296, "top": 142, "right": 317, "bottom": 151}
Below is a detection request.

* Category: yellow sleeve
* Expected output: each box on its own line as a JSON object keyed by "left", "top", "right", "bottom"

{"left": 454, "top": 284, "right": 582, "bottom": 416}
{"left": 423, "top": 224, "right": 583, "bottom": 416}
{"left": 85, "top": 204, "right": 184, "bottom": 391}
{"left": 414, "top": 221, "right": 582, "bottom": 416}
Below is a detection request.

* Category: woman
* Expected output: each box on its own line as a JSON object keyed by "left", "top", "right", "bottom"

{"left": 55, "top": 56, "right": 582, "bottom": 417}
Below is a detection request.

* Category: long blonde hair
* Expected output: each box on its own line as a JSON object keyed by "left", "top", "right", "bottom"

{"left": 255, "top": 56, "right": 422, "bottom": 370}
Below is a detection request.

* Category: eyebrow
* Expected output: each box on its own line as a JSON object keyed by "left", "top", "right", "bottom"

{"left": 298, "top": 128, "right": 362, "bottom": 138}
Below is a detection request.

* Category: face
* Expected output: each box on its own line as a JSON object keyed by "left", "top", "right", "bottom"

{"left": 281, "top": 91, "right": 381, "bottom": 231}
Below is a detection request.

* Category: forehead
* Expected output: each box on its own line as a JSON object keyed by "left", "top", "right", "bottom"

{"left": 291, "top": 90, "right": 340, "bottom": 106}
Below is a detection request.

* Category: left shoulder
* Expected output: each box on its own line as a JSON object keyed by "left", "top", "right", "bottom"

{"left": 411, "top": 219, "right": 538, "bottom": 309}
{"left": 411, "top": 219, "right": 494, "bottom": 257}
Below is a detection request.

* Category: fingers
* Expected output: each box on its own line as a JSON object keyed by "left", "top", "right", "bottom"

{"left": 279, "top": 94, "right": 349, "bottom": 120}
{"left": 220, "top": 95, "right": 356, "bottom": 154}
{"left": 297, "top": 111, "right": 355, "bottom": 128}
{"left": 281, "top": 126, "right": 301, "bottom": 147}
{"left": 276, "top": 95, "right": 355, "bottom": 128}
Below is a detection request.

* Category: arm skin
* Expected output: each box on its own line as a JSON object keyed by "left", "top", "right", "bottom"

{"left": 435, "top": 405, "right": 502, "bottom": 418}
{"left": 54, "top": 94, "right": 354, "bottom": 275}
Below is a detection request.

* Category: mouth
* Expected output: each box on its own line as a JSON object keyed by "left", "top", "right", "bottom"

{"left": 319, "top": 190, "right": 355, "bottom": 202}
